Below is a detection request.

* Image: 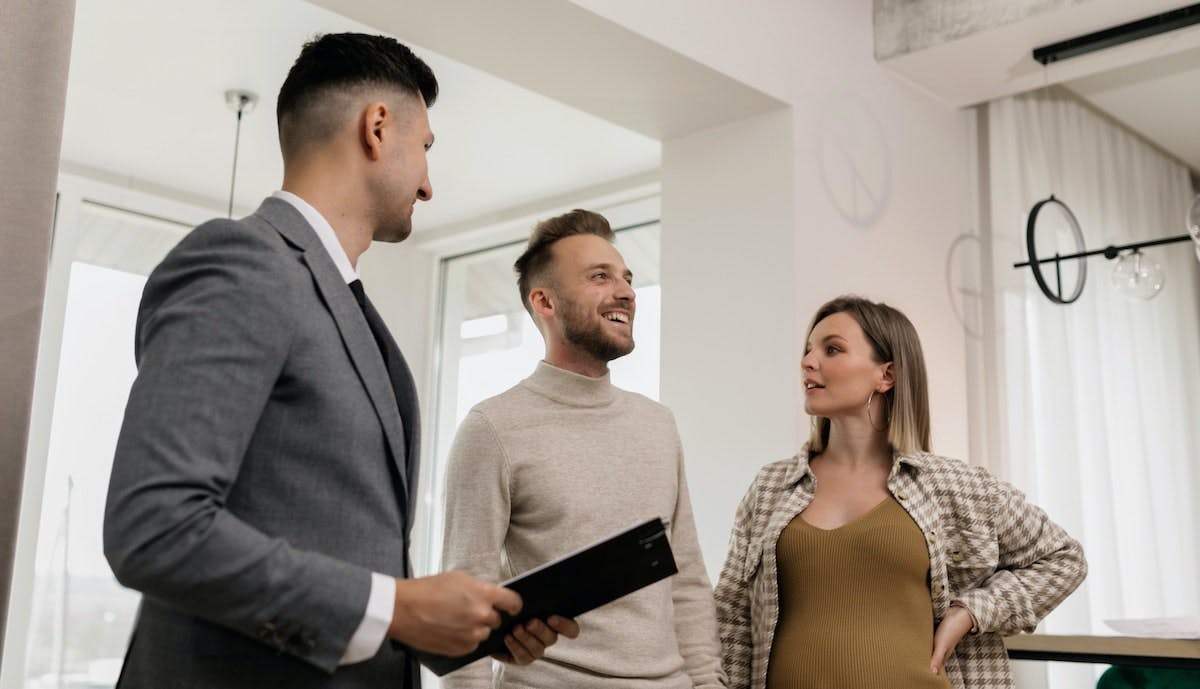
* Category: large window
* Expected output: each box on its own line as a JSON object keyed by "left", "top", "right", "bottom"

{"left": 6, "top": 183, "right": 203, "bottom": 689}
{"left": 22, "top": 262, "right": 146, "bottom": 689}
{"left": 420, "top": 216, "right": 662, "bottom": 578}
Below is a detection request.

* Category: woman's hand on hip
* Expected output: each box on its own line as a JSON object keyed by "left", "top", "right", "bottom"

{"left": 930, "top": 605, "right": 974, "bottom": 676}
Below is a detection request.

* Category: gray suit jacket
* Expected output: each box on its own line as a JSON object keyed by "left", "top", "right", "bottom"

{"left": 104, "top": 198, "right": 421, "bottom": 688}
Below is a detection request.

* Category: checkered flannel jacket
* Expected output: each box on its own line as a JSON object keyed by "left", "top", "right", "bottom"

{"left": 713, "top": 447, "right": 1087, "bottom": 689}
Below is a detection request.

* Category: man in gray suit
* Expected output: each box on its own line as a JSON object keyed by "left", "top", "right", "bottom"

{"left": 103, "top": 33, "right": 576, "bottom": 689}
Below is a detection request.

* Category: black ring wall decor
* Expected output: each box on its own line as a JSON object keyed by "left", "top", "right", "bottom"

{"left": 1024, "top": 195, "right": 1088, "bottom": 305}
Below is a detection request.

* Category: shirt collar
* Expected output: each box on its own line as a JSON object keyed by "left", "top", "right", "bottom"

{"left": 785, "top": 442, "right": 931, "bottom": 485}
{"left": 270, "top": 190, "right": 358, "bottom": 284}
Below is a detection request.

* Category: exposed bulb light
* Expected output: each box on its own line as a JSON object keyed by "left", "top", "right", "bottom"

{"left": 1111, "top": 250, "right": 1164, "bottom": 300}
{"left": 1188, "top": 193, "right": 1200, "bottom": 266}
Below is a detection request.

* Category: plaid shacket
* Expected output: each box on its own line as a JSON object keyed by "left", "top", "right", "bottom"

{"left": 713, "top": 447, "right": 1087, "bottom": 689}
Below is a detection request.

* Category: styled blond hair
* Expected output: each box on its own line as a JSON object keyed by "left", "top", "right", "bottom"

{"left": 806, "top": 295, "right": 931, "bottom": 456}
{"left": 513, "top": 209, "right": 614, "bottom": 317}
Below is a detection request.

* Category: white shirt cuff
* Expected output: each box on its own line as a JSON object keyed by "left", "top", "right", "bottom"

{"left": 339, "top": 572, "right": 394, "bottom": 665}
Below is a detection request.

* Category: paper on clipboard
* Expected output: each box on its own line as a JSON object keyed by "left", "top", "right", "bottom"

{"left": 1104, "top": 616, "right": 1200, "bottom": 639}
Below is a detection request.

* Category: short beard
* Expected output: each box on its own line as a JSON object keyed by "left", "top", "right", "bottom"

{"left": 561, "top": 300, "right": 634, "bottom": 363}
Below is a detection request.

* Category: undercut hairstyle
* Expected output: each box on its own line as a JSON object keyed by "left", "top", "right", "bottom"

{"left": 806, "top": 295, "right": 932, "bottom": 456}
{"left": 276, "top": 32, "right": 438, "bottom": 161}
{"left": 513, "top": 209, "right": 615, "bottom": 316}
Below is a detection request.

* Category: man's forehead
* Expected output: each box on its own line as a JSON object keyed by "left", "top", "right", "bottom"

{"left": 554, "top": 235, "right": 627, "bottom": 268}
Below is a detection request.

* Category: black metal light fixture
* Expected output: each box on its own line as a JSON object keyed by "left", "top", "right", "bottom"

{"left": 1032, "top": 4, "right": 1200, "bottom": 66}
{"left": 1016, "top": 6, "right": 1200, "bottom": 304}
{"left": 1014, "top": 194, "right": 1200, "bottom": 304}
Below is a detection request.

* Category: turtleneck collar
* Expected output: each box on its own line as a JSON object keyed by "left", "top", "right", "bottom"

{"left": 521, "top": 360, "right": 616, "bottom": 408}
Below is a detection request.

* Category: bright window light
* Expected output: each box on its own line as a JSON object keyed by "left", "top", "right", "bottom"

{"left": 459, "top": 314, "right": 508, "bottom": 340}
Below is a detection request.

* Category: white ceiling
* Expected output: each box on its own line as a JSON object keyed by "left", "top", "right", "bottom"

{"left": 875, "top": 0, "right": 1200, "bottom": 174}
{"left": 876, "top": 0, "right": 1200, "bottom": 107}
{"left": 60, "top": 0, "right": 660, "bottom": 231}
{"left": 1065, "top": 44, "right": 1200, "bottom": 173}
{"left": 313, "top": 0, "right": 786, "bottom": 140}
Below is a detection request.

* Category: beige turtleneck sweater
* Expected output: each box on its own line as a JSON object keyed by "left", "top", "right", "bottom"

{"left": 440, "top": 361, "right": 725, "bottom": 689}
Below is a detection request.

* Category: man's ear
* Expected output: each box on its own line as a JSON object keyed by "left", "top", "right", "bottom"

{"left": 878, "top": 361, "right": 895, "bottom": 394}
{"left": 529, "top": 286, "right": 554, "bottom": 322}
{"left": 361, "top": 101, "right": 389, "bottom": 160}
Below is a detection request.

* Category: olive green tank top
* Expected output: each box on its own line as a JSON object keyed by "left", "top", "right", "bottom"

{"left": 766, "top": 496, "right": 952, "bottom": 689}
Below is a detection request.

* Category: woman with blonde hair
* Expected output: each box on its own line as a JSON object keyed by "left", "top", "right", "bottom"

{"left": 715, "top": 295, "right": 1086, "bottom": 689}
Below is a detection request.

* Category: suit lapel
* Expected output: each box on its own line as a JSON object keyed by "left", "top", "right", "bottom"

{"left": 256, "top": 199, "right": 410, "bottom": 504}
{"left": 304, "top": 255, "right": 410, "bottom": 497}
{"left": 359, "top": 294, "right": 422, "bottom": 517}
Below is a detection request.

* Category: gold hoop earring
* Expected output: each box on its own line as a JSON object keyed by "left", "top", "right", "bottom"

{"left": 866, "top": 390, "right": 890, "bottom": 432}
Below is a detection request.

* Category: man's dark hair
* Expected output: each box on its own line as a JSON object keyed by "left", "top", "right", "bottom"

{"left": 276, "top": 32, "right": 438, "bottom": 160}
{"left": 513, "top": 209, "right": 615, "bottom": 316}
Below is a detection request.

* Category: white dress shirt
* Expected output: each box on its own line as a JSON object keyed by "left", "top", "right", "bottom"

{"left": 270, "top": 190, "right": 395, "bottom": 665}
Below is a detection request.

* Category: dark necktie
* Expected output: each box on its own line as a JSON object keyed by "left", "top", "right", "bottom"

{"left": 348, "top": 279, "right": 412, "bottom": 454}
{"left": 348, "top": 279, "right": 393, "bottom": 369}
{"left": 349, "top": 279, "right": 415, "bottom": 598}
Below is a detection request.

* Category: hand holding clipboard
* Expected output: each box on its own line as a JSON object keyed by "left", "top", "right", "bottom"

{"left": 414, "top": 517, "right": 677, "bottom": 676}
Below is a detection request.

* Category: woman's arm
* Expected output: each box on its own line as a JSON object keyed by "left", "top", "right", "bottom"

{"left": 714, "top": 476, "right": 760, "bottom": 689}
{"left": 951, "top": 475, "right": 1087, "bottom": 636}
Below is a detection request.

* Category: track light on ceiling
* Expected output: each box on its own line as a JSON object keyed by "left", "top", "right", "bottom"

{"left": 1032, "top": 4, "right": 1200, "bottom": 66}
{"left": 224, "top": 89, "right": 258, "bottom": 219}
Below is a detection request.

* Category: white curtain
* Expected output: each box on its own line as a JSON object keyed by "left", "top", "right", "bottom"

{"left": 985, "top": 88, "right": 1200, "bottom": 686}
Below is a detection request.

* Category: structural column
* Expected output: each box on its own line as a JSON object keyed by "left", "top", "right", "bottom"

{"left": 0, "top": 0, "right": 76, "bottom": 664}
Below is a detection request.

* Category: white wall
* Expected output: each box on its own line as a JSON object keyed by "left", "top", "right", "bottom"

{"left": 359, "top": 243, "right": 437, "bottom": 402}
{"left": 660, "top": 109, "right": 798, "bottom": 574}
{"left": 572, "top": 0, "right": 976, "bottom": 573}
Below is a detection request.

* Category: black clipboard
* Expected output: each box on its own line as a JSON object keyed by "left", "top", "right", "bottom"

{"left": 414, "top": 517, "right": 677, "bottom": 676}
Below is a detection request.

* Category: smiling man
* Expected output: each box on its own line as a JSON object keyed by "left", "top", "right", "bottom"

{"left": 440, "top": 209, "right": 726, "bottom": 689}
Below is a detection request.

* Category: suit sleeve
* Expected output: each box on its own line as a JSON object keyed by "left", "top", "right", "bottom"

{"left": 666, "top": 425, "right": 728, "bottom": 689}
{"left": 439, "top": 409, "right": 511, "bottom": 689}
{"left": 103, "top": 220, "right": 374, "bottom": 673}
{"left": 950, "top": 472, "right": 1087, "bottom": 635}
{"left": 714, "top": 476, "right": 758, "bottom": 689}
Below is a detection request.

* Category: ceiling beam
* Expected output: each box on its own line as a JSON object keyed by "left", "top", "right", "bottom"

{"left": 312, "top": 0, "right": 784, "bottom": 139}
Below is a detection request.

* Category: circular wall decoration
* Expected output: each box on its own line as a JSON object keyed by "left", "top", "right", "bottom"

{"left": 944, "top": 233, "right": 984, "bottom": 339}
{"left": 817, "top": 94, "right": 891, "bottom": 228}
{"left": 1025, "top": 195, "right": 1088, "bottom": 304}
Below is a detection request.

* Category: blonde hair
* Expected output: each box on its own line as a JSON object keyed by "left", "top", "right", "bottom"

{"left": 806, "top": 295, "right": 931, "bottom": 456}
{"left": 513, "top": 209, "right": 614, "bottom": 317}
